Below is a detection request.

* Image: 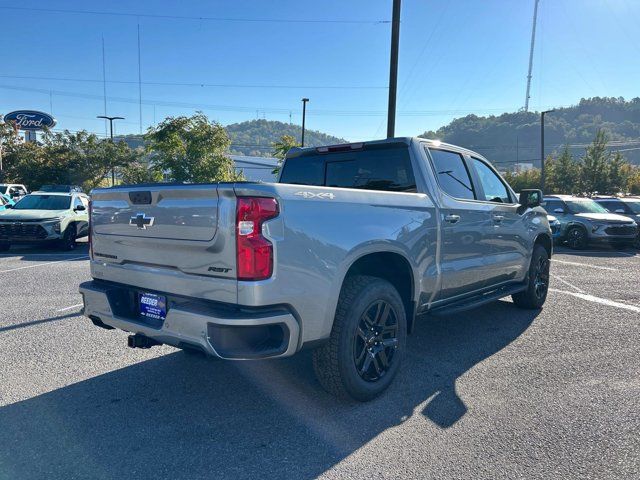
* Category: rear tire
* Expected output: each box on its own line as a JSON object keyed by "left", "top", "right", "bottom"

{"left": 313, "top": 275, "right": 407, "bottom": 401}
{"left": 566, "top": 226, "right": 588, "bottom": 250}
{"left": 634, "top": 236, "right": 640, "bottom": 250}
{"left": 512, "top": 245, "right": 550, "bottom": 309}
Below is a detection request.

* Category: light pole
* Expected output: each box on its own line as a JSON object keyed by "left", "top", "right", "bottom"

{"left": 301, "top": 98, "right": 309, "bottom": 147}
{"left": 97, "top": 115, "right": 125, "bottom": 186}
{"left": 540, "top": 109, "right": 554, "bottom": 192}
{"left": 387, "top": 0, "right": 401, "bottom": 138}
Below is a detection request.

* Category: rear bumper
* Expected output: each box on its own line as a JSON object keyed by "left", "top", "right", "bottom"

{"left": 79, "top": 280, "right": 300, "bottom": 360}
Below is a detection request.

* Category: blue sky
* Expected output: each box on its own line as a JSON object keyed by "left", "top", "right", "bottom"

{"left": 0, "top": 0, "right": 638, "bottom": 142}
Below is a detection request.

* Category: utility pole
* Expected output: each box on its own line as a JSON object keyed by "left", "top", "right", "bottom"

{"left": 540, "top": 109, "right": 554, "bottom": 192}
{"left": 102, "top": 36, "right": 108, "bottom": 137}
{"left": 387, "top": 0, "right": 401, "bottom": 138}
{"left": 137, "top": 24, "right": 143, "bottom": 134}
{"left": 524, "top": 0, "right": 540, "bottom": 112}
{"left": 301, "top": 98, "right": 309, "bottom": 147}
{"left": 97, "top": 115, "right": 125, "bottom": 186}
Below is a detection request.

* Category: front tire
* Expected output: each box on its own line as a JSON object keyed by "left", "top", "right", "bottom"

{"left": 566, "top": 226, "right": 588, "bottom": 250}
{"left": 59, "top": 225, "right": 77, "bottom": 251}
{"left": 313, "top": 275, "right": 407, "bottom": 401}
{"left": 512, "top": 245, "right": 550, "bottom": 309}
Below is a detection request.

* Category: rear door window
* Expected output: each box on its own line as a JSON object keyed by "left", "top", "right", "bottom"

{"left": 427, "top": 149, "right": 475, "bottom": 200}
{"left": 544, "top": 200, "right": 565, "bottom": 213}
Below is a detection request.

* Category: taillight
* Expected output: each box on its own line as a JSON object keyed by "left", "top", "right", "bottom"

{"left": 236, "top": 197, "right": 279, "bottom": 281}
{"left": 88, "top": 200, "right": 93, "bottom": 259}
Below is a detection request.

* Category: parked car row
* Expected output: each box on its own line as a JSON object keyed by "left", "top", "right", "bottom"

{"left": 544, "top": 195, "right": 640, "bottom": 250}
{"left": 0, "top": 186, "right": 90, "bottom": 251}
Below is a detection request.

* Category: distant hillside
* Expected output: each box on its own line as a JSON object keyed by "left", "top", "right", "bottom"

{"left": 226, "top": 119, "right": 347, "bottom": 157}
{"left": 116, "top": 119, "right": 346, "bottom": 158}
{"left": 420, "top": 97, "right": 640, "bottom": 168}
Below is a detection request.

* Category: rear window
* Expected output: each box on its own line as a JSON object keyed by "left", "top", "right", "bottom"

{"left": 280, "top": 145, "right": 416, "bottom": 193}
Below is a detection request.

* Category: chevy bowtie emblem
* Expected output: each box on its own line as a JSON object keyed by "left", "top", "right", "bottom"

{"left": 129, "top": 213, "right": 154, "bottom": 229}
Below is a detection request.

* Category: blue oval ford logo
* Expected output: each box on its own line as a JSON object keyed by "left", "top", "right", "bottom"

{"left": 3, "top": 110, "right": 57, "bottom": 131}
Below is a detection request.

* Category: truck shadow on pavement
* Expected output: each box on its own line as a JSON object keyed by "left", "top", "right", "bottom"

{"left": 0, "top": 300, "right": 538, "bottom": 480}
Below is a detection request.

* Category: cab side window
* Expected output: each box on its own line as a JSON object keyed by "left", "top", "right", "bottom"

{"left": 428, "top": 149, "right": 475, "bottom": 200}
{"left": 469, "top": 157, "right": 512, "bottom": 203}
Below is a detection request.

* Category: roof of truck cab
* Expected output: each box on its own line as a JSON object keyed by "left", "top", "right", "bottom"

{"left": 286, "top": 137, "right": 484, "bottom": 159}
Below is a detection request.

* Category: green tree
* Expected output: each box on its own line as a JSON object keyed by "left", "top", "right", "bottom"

{"left": 121, "top": 160, "right": 163, "bottom": 185}
{"left": 271, "top": 134, "right": 300, "bottom": 174}
{"left": 145, "top": 113, "right": 242, "bottom": 183}
{"left": 549, "top": 146, "right": 579, "bottom": 194}
{"left": 607, "top": 151, "right": 627, "bottom": 194}
{"left": 2, "top": 130, "right": 140, "bottom": 191}
{"left": 504, "top": 168, "right": 541, "bottom": 192}
{"left": 580, "top": 129, "right": 610, "bottom": 195}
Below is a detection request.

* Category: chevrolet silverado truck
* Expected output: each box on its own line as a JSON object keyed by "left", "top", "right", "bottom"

{"left": 80, "top": 138, "right": 552, "bottom": 401}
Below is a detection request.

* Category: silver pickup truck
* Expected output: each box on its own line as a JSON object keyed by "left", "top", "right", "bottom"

{"left": 80, "top": 137, "right": 552, "bottom": 401}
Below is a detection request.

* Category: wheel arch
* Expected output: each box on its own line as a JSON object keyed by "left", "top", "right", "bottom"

{"left": 338, "top": 250, "right": 417, "bottom": 334}
{"left": 533, "top": 232, "right": 553, "bottom": 258}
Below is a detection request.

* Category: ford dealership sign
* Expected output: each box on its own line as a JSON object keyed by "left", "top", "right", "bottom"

{"left": 3, "top": 110, "right": 56, "bottom": 130}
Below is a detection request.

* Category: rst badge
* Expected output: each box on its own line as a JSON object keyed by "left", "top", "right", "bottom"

{"left": 294, "top": 191, "right": 335, "bottom": 200}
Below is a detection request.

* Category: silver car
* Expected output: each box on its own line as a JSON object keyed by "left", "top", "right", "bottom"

{"left": 544, "top": 195, "right": 638, "bottom": 249}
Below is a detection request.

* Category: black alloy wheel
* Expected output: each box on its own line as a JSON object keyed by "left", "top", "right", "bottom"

{"left": 353, "top": 300, "right": 399, "bottom": 382}
{"left": 566, "top": 226, "right": 587, "bottom": 249}
{"left": 533, "top": 255, "right": 550, "bottom": 300}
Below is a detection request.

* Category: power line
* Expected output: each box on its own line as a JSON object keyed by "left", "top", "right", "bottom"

{"left": 0, "top": 83, "right": 533, "bottom": 117}
{"left": 0, "top": 74, "right": 386, "bottom": 90}
{"left": 0, "top": 6, "right": 389, "bottom": 24}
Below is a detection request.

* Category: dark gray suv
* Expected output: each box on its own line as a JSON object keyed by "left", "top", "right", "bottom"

{"left": 544, "top": 195, "right": 638, "bottom": 249}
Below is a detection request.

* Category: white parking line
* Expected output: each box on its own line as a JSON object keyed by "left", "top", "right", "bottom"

{"left": 551, "top": 259, "right": 617, "bottom": 271}
{"left": 550, "top": 274, "right": 585, "bottom": 293}
{"left": 0, "top": 255, "right": 88, "bottom": 273}
{"left": 56, "top": 303, "right": 84, "bottom": 312}
{"left": 550, "top": 288, "right": 640, "bottom": 313}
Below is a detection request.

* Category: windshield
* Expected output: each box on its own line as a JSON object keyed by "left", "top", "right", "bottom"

{"left": 565, "top": 199, "right": 609, "bottom": 214}
{"left": 13, "top": 195, "right": 71, "bottom": 211}
{"left": 623, "top": 200, "right": 640, "bottom": 214}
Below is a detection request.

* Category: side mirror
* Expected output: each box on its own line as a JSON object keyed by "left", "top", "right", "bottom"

{"left": 554, "top": 208, "right": 565, "bottom": 214}
{"left": 519, "top": 189, "right": 543, "bottom": 209}
{"left": 5, "top": 204, "right": 13, "bottom": 209}
{"left": 74, "top": 205, "right": 86, "bottom": 212}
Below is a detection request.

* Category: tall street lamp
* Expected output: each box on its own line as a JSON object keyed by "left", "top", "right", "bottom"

{"left": 540, "top": 109, "right": 555, "bottom": 192}
{"left": 301, "top": 98, "right": 309, "bottom": 147}
{"left": 97, "top": 115, "right": 125, "bottom": 186}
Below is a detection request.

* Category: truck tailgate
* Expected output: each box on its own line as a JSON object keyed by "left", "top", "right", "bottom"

{"left": 89, "top": 184, "right": 238, "bottom": 299}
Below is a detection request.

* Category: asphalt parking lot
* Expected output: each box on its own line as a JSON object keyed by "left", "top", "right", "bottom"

{"left": 0, "top": 243, "right": 638, "bottom": 479}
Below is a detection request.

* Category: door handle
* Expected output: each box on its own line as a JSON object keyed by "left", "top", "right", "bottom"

{"left": 444, "top": 214, "right": 461, "bottom": 224}
{"left": 492, "top": 215, "right": 505, "bottom": 223}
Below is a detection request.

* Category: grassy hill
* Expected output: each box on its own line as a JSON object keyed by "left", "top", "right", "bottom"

{"left": 419, "top": 97, "right": 640, "bottom": 168}
{"left": 226, "top": 119, "right": 346, "bottom": 157}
